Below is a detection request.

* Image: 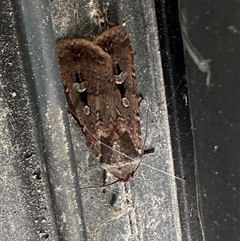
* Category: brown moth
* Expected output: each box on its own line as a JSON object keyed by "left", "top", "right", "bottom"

{"left": 57, "top": 26, "right": 142, "bottom": 182}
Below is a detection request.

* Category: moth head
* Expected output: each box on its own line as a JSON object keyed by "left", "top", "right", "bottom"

{"left": 101, "top": 159, "right": 141, "bottom": 182}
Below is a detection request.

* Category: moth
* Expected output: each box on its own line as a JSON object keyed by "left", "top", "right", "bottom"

{"left": 57, "top": 26, "right": 143, "bottom": 182}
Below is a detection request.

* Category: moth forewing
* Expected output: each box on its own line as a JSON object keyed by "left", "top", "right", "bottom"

{"left": 57, "top": 26, "right": 143, "bottom": 182}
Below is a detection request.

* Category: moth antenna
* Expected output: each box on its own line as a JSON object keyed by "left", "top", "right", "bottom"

{"left": 142, "top": 95, "right": 152, "bottom": 151}
{"left": 91, "top": 208, "right": 128, "bottom": 239}
{"left": 103, "top": 186, "right": 119, "bottom": 197}
{"left": 166, "top": 74, "right": 186, "bottom": 108}
{"left": 141, "top": 162, "right": 185, "bottom": 182}
{"left": 134, "top": 85, "right": 186, "bottom": 182}
{"left": 130, "top": 95, "right": 153, "bottom": 179}
{"left": 80, "top": 179, "right": 120, "bottom": 190}
{"left": 67, "top": 105, "right": 184, "bottom": 182}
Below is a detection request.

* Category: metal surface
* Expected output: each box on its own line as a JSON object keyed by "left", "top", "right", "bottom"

{"left": 1, "top": 0, "right": 238, "bottom": 240}
{"left": 1, "top": 0, "right": 86, "bottom": 240}
{"left": 0, "top": 0, "right": 210, "bottom": 240}
{"left": 179, "top": 0, "right": 240, "bottom": 240}
{"left": 0, "top": 1, "right": 58, "bottom": 240}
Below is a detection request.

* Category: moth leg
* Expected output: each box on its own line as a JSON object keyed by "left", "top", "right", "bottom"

{"left": 102, "top": 170, "right": 118, "bottom": 205}
{"left": 143, "top": 147, "right": 155, "bottom": 155}
{"left": 137, "top": 93, "right": 143, "bottom": 105}
{"left": 109, "top": 191, "right": 117, "bottom": 206}
{"left": 102, "top": 169, "right": 107, "bottom": 193}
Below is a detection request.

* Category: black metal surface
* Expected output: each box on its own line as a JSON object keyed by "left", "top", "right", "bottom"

{"left": 155, "top": 1, "right": 202, "bottom": 240}
{"left": 178, "top": 0, "right": 239, "bottom": 240}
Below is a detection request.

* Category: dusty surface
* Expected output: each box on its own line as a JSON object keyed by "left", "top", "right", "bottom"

{"left": 51, "top": 0, "right": 182, "bottom": 240}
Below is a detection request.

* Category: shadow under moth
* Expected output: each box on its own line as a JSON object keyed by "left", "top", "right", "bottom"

{"left": 57, "top": 26, "right": 143, "bottom": 182}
